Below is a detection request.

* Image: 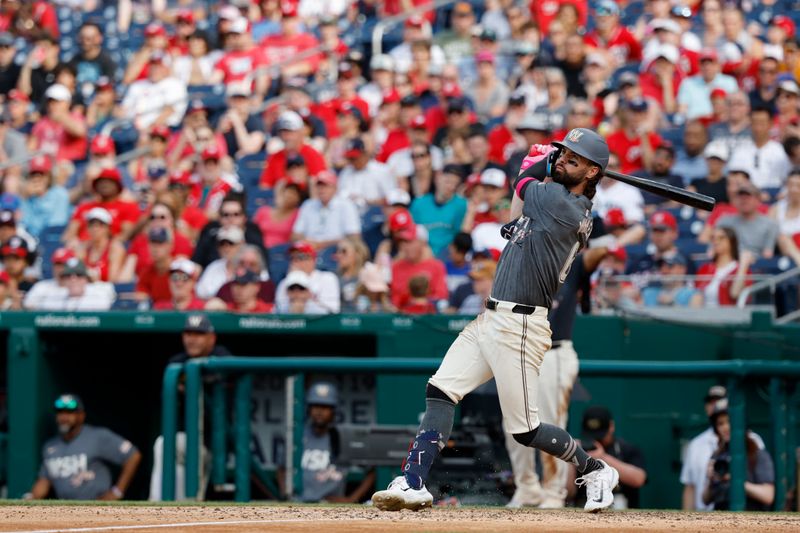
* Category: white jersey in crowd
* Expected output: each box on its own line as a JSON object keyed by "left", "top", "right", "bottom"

{"left": 338, "top": 160, "right": 396, "bottom": 209}
{"left": 195, "top": 259, "right": 230, "bottom": 300}
{"left": 121, "top": 76, "right": 189, "bottom": 129}
{"left": 389, "top": 42, "right": 446, "bottom": 74}
{"left": 592, "top": 180, "right": 645, "bottom": 223}
{"left": 275, "top": 269, "right": 341, "bottom": 314}
{"left": 24, "top": 281, "right": 116, "bottom": 311}
{"left": 727, "top": 139, "right": 791, "bottom": 189}
{"left": 292, "top": 196, "right": 361, "bottom": 242}
{"left": 387, "top": 146, "right": 444, "bottom": 180}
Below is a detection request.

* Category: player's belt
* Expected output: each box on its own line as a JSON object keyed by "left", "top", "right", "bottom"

{"left": 485, "top": 298, "right": 540, "bottom": 315}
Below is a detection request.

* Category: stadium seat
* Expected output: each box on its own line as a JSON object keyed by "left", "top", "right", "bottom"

{"left": 246, "top": 189, "right": 274, "bottom": 217}
{"left": 267, "top": 243, "right": 291, "bottom": 284}
{"left": 236, "top": 152, "right": 267, "bottom": 191}
{"left": 360, "top": 206, "right": 386, "bottom": 256}
{"left": 676, "top": 239, "right": 708, "bottom": 261}
{"left": 316, "top": 245, "right": 338, "bottom": 272}
{"left": 38, "top": 225, "right": 67, "bottom": 279}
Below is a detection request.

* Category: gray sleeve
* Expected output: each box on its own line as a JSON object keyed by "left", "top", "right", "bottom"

{"left": 763, "top": 219, "right": 779, "bottom": 253}
{"left": 715, "top": 216, "right": 735, "bottom": 229}
{"left": 751, "top": 449, "right": 774, "bottom": 484}
{"left": 94, "top": 428, "right": 138, "bottom": 465}
{"left": 522, "top": 181, "right": 569, "bottom": 220}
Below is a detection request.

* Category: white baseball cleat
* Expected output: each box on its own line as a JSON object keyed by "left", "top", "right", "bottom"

{"left": 372, "top": 475, "right": 434, "bottom": 511}
{"left": 576, "top": 460, "right": 619, "bottom": 513}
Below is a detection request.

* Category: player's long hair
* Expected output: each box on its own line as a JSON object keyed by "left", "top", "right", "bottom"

{"left": 583, "top": 169, "right": 603, "bottom": 200}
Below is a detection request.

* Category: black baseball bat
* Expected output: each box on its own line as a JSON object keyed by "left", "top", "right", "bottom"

{"left": 605, "top": 169, "right": 716, "bottom": 211}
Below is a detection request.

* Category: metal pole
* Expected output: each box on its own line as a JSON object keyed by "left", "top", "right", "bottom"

{"left": 160, "top": 363, "right": 183, "bottom": 501}
{"left": 293, "top": 374, "right": 305, "bottom": 498}
{"left": 727, "top": 378, "right": 747, "bottom": 511}
{"left": 285, "top": 375, "right": 295, "bottom": 498}
{"left": 234, "top": 373, "right": 253, "bottom": 502}
{"left": 769, "top": 378, "right": 788, "bottom": 511}
{"left": 211, "top": 381, "right": 227, "bottom": 487}
{"left": 184, "top": 360, "right": 203, "bottom": 500}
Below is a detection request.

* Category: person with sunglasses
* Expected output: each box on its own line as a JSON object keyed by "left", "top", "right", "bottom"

{"left": 25, "top": 393, "right": 141, "bottom": 501}
{"left": 152, "top": 258, "right": 205, "bottom": 311}
{"left": 191, "top": 194, "right": 267, "bottom": 268}
{"left": 127, "top": 200, "right": 195, "bottom": 279}
{"left": 77, "top": 207, "right": 128, "bottom": 283}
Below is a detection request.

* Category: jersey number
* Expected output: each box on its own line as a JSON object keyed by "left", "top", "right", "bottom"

{"left": 559, "top": 241, "right": 580, "bottom": 283}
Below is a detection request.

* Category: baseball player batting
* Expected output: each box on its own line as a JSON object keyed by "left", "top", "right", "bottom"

{"left": 372, "top": 128, "right": 620, "bottom": 512}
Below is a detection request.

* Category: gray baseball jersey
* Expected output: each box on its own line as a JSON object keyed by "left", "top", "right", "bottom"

{"left": 492, "top": 181, "right": 593, "bottom": 308}
{"left": 299, "top": 424, "right": 346, "bottom": 502}
{"left": 39, "top": 425, "right": 138, "bottom": 500}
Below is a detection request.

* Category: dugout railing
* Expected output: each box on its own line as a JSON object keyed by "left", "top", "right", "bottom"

{"left": 162, "top": 357, "right": 800, "bottom": 512}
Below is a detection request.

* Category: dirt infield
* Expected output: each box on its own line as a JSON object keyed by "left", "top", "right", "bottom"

{"left": 0, "top": 504, "right": 797, "bottom": 533}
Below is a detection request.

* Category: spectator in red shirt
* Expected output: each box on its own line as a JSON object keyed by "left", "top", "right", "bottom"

{"left": 696, "top": 227, "right": 753, "bottom": 307}
{"left": 260, "top": 3, "right": 321, "bottom": 78}
{"left": 207, "top": 268, "right": 273, "bottom": 313}
{"left": 152, "top": 258, "right": 206, "bottom": 311}
{"left": 127, "top": 200, "right": 194, "bottom": 277}
{"left": 640, "top": 43, "right": 682, "bottom": 115}
{"left": 254, "top": 179, "right": 304, "bottom": 248}
{"left": 584, "top": 0, "right": 642, "bottom": 67}
{"left": 168, "top": 9, "right": 196, "bottom": 55}
{"left": 606, "top": 98, "right": 663, "bottom": 174}
{"left": 29, "top": 84, "right": 88, "bottom": 164}
{"left": 122, "top": 23, "right": 170, "bottom": 85}
{"left": 211, "top": 17, "right": 269, "bottom": 101}
{"left": 77, "top": 207, "right": 128, "bottom": 283}
{"left": 0, "top": 1, "right": 58, "bottom": 41}
{"left": 166, "top": 99, "right": 229, "bottom": 170}
{"left": 375, "top": 89, "right": 410, "bottom": 163}
{"left": 64, "top": 168, "right": 141, "bottom": 245}
{"left": 399, "top": 274, "right": 438, "bottom": 315}
{"left": 129, "top": 125, "right": 170, "bottom": 185}
{"left": 167, "top": 171, "right": 208, "bottom": 243}
{"left": 390, "top": 224, "right": 448, "bottom": 308}
{"left": 69, "top": 134, "right": 117, "bottom": 205}
{"left": 189, "top": 145, "right": 242, "bottom": 219}
{"left": 260, "top": 111, "right": 326, "bottom": 188}
{"left": 135, "top": 227, "right": 175, "bottom": 303}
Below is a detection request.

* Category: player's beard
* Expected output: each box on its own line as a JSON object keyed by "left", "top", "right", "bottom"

{"left": 552, "top": 166, "right": 585, "bottom": 188}
{"left": 58, "top": 423, "right": 74, "bottom": 436}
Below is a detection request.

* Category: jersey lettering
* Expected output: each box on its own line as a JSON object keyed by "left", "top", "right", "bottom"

{"left": 559, "top": 212, "right": 593, "bottom": 283}
{"left": 301, "top": 449, "right": 331, "bottom": 471}
{"left": 46, "top": 453, "right": 88, "bottom": 479}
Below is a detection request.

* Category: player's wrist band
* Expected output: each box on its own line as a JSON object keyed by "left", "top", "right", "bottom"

{"left": 111, "top": 486, "right": 124, "bottom": 498}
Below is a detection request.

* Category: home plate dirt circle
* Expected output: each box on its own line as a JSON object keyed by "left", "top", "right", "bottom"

{"left": 0, "top": 505, "right": 797, "bottom": 532}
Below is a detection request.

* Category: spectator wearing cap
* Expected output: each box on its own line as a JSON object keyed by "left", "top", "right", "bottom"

{"left": 22, "top": 248, "right": 75, "bottom": 309}
{"left": 708, "top": 91, "right": 752, "bottom": 151}
{"left": 358, "top": 54, "right": 396, "bottom": 117}
{"left": 326, "top": 63, "right": 371, "bottom": 132}
{"left": 390, "top": 224, "right": 448, "bottom": 309}
{"left": 375, "top": 89, "right": 412, "bottom": 163}
{"left": 167, "top": 170, "right": 208, "bottom": 242}
{"left": 436, "top": 2, "right": 476, "bottom": 64}
{"left": 195, "top": 225, "right": 246, "bottom": 299}
{"left": 253, "top": 179, "right": 304, "bottom": 248}
{"left": 387, "top": 123, "right": 445, "bottom": 184}
{"left": 1, "top": 234, "right": 35, "bottom": 299}
{"left": 606, "top": 98, "right": 664, "bottom": 175}
{"left": 75, "top": 206, "right": 127, "bottom": 283}
{"left": 629, "top": 211, "right": 693, "bottom": 274}
{"left": 18, "top": 34, "right": 61, "bottom": 105}
{"left": 171, "top": 30, "right": 218, "bottom": 87}
{"left": 281, "top": 83, "right": 327, "bottom": 143}
{"left": 66, "top": 21, "right": 117, "bottom": 97}
{"left": 462, "top": 168, "right": 508, "bottom": 231}
{"left": 127, "top": 125, "right": 169, "bottom": 186}
{"left": 152, "top": 258, "right": 205, "bottom": 311}
{"left": 18, "top": 155, "right": 67, "bottom": 239}
{"left": 166, "top": 100, "right": 229, "bottom": 170}
{"left": 728, "top": 106, "right": 791, "bottom": 189}
{"left": 275, "top": 270, "right": 317, "bottom": 313}
{"left": 190, "top": 144, "right": 242, "bottom": 220}
{"left": 465, "top": 50, "right": 509, "bottom": 123}
{"left": 260, "top": 3, "right": 322, "bottom": 78}
{"left": 218, "top": 84, "right": 266, "bottom": 157}
{"left": 207, "top": 267, "right": 273, "bottom": 313}
{"left": 26, "top": 393, "right": 141, "bottom": 501}
{"left": 388, "top": 15, "right": 445, "bottom": 75}
{"left": 672, "top": 121, "right": 710, "bottom": 185}
{"left": 410, "top": 163, "right": 468, "bottom": 256}
{"left": 134, "top": 225, "right": 179, "bottom": 302}
{"left": 677, "top": 48, "right": 739, "bottom": 121}
{"left": 192, "top": 194, "right": 267, "bottom": 268}
{"left": 211, "top": 18, "right": 269, "bottom": 101}
{"left": 716, "top": 180, "right": 780, "bottom": 259}
{"left": 534, "top": 69, "right": 571, "bottom": 132}
{"left": 640, "top": 42, "right": 682, "bottom": 115}
{"left": 333, "top": 236, "right": 370, "bottom": 312}
{"left": 568, "top": 406, "right": 647, "bottom": 509}
{"left": 584, "top": 0, "right": 642, "bottom": 67}
{"left": 0, "top": 32, "right": 20, "bottom": 95}
{"left": 275, "top": 241, "right": 341, "bottom": 314}
{"left": 774, "top": 80, "right": 800, "bottom": 140}
{"left": 63, "top": 167, "right": 140, "bottom": 245}
{"left": 167, "top": 9, "right": 199, "bottom": 56}
{"left": 688, "top": 141, "right": 730, "bottom": 204}
{"left": 260, "top": 110, "right": 327, "bottom": 189}
{"left": 69, "top": 134, "right": 121, "bottom": 205}
{"left": 431, "top": 95, "right": 472, "bottom": 151}
{"left": 291, "top": 170, "right": 361, "bottom": 250}
{"left": 120, "top": 50, "right": 188, "bottom": 131}
{"left": 338, "top": 138, "right": 395, "bottom": 210}
{"left": 636, "top": 144, "right": 685, "bottom": 211}
{"left": 642, "top": 254, "right": 703, "bottom": 307}
{"left": 29, "top": 83, "right": 88, "bottom": 164}
{"left": 122, "top": 23, "right": 170, "bottom": 85}
{"left": 214, "top": 244, "right": 275, "bottom": 307}
{"left": 27, "top": 258, "right": 116, "bottom": 311}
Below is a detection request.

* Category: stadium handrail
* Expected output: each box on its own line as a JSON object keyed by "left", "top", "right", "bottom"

{"left": 372, "top": 0, "right": 457, "bottom": 57}
{"left": 737, "top": 266, "right": 800, "bottom": 308}
{"left": 162, "top": 356, "right": 800, "bottom": 510}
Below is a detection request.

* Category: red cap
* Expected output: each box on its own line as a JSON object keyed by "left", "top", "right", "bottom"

{"left": 410, "top": 114, "right": 427, "bottom": 129}
{"left": 381, "top": 88, "right": 401, "bottom": 105}
{"left": 90, "top": 135, "right": 115, "bottom": 156}
{"left": 396, "top": 223, "right": 427, "bottom": 242}
{"left": 710, "top": 88, "right": 727, "bottom": 100}
{"left": 281, "top": 1, "right": 298, "bottom": 18}
{"left": 699, "top": 48, "right": 718, "bottom": 62}
{"left": 314, "top": 169, "right": 338, "bottom": 186}
{"left": 771, "top": 15, "right": 796, "bottom": 39}
{"left": 151, "top": 124, "right": 171, "bottom": 139}
{"left": 604, "top": 207, "right": 627, "bottom": 228}
{"left": 201, "top": 144, "right": 222, "bottom": 161}
{"left": 95, "top": 167, "right": 122, "bottom": 184}
{"left": 405, "top": 15, "right": 426, "bottom": 28}
{"left": 475, "top": 50, "right": 495, "bottom": 64}
{"left": 144, "top": 23, "right": 167, "bottom": 38}
{"left": 168, "top": 170, "right": 193, "bottom": 186}
{"left": 389, "top": 208, "right": 414, "bottom": 232}
{"left": 608, "top": 246, "right": 627, "bottom": 262}
{"left": 52, "top": 247, "right": 76, "bottom": 265}
{"left": 441, "top": 82, "right": 462, "bottom": 98}
{"left": 289, "top": 241, "right": 317, "bottom": 257}
{"left": 176, "top": 9, "right": 195, "bottom": 24}
{"left": 7, "top": 89, "right": 29, "bottom": 103}
{"left": 28, "top": 154, "right": 52, "bottom": 174}
{"left": 649, "top": 211, "right": 677, "bottom": 231}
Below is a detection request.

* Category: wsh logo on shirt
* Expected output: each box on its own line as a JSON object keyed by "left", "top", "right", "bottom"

{"left": 46, "top": 454, "right": 88, "bottom": 479}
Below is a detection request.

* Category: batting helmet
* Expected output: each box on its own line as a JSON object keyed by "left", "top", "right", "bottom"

{"left": 307, "top": 382, "right": 338, "bottom": 407}
{"left": 551, "top": 128, "right": 609, "bottom": 171}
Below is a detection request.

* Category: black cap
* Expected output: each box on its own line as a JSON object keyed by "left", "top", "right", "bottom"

{"left": 183, "top": 314, "right": 214, "bottom": 333}
{"left": 581, "top": 406, "right": 612, "bottom": 442}
{"left": 286, "top": 153, "right": 306, "bottom": 167}
{"left": 447, "top": 96, "right": 468, "bottom": 113}
{"left": 233, "top": 268, "right": 260, "bottom": 284}
{"left": 480, "top": 28, "right": 497, "bottom": 42}
{"left": 345, "top": 137, "right": 366, "bottom": 154}
{"left": 442, "top": 163, "right": 469, "bottom": 180}
{"left": 400, "top": 94, "right": 420, "bottom": 107}
{"left": 55, "top": 393, "right": 84, "bottom": 412}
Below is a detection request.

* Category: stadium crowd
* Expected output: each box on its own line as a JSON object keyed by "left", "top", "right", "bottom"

{"left": 1, "top": 0, "right": 800, "bottom": 315}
